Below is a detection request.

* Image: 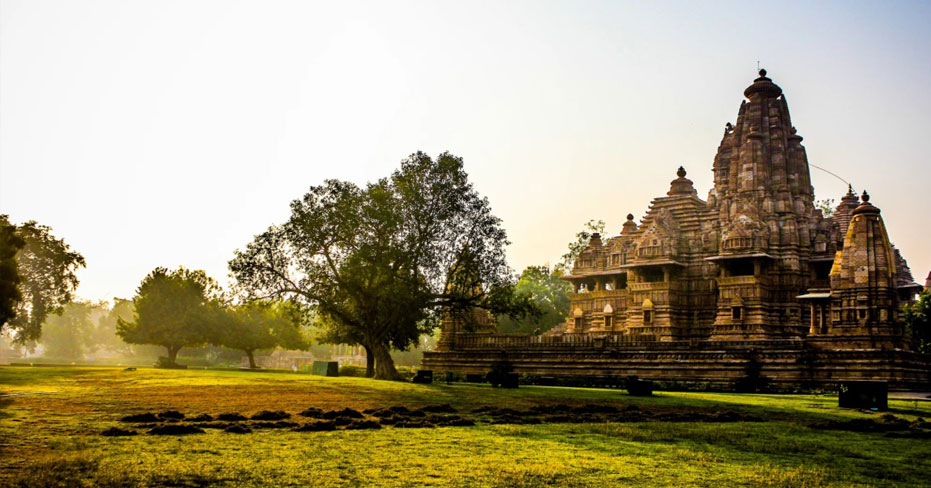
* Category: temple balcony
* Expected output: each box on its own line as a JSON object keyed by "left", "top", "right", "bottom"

{"left": 722, "top": 237, "right": 753, "bottom": 251}
{"left": 636, "top": 245, "right": 664, "bottom": 258}
{"left": 717, "top": 275, "right": 760, "bottom": 287}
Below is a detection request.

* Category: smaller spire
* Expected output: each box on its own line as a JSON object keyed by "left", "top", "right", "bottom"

{"left": 668, "top": 165, "right": 696, "bottom": 196}
{"left": 622, "top": 214, "right": 637, "bottom": 235}
{"left": 852, "top": 189, "right": 880, "bottom": 215}
{"left": 744, "top": 68, "right": 783, "bottom": 99}
{"left": 588, "top": 232, "right": 603, "bottom": 248}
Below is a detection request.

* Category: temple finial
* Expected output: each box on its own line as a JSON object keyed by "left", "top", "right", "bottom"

{"left": 677, "top": 166, "right": 687, "bottom": 178}
{"left": 861, "top": 190, "right": 870, "bottom": 203}
{"left": 759, "top": 68, "right": 767, "bottom": 77}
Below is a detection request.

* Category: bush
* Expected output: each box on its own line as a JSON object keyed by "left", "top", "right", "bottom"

{"left": 155, "top": 357, "right": 187, "bottom": 369}
{"left": 338, "top": 364, "right": 367, "bottom": 377}
{"left": 337, "top": 364, "right": 416, "bottom": 380}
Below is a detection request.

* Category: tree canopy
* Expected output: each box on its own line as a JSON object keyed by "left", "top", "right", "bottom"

{"left": 117, "top": 267, "right": 223, "bottom": 366}
{"left": 39, "top": 300, "right": 99, "bottom": 360}
{"left": 0, "top": 215, "right": 24, "bottom": 329}
{"left": 215, "top": 300, "right": 309, "bottom": 369}
{"left": 230, "top": 151, "right": 534, "bottom": 379}
{"left": 5, "top": 220, "right": 86, "bottom": 343}
{"left": 496, "top": 265, "right": 571, "bottom": 335}
{"left": 904, "top": 290, "right": 931, "bottom": 356}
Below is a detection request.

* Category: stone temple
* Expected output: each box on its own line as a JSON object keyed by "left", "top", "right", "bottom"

{"left": 422, "top": 70, "right": 929, "bottom": 389}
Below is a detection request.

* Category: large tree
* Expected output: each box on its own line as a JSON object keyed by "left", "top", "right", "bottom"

{"left": 117, "top": 267, "right": 222, "bottom": 367}
{"left": 0, "top": 215, "right": 24, "bottom": 328}
{"left": 216, "top": 300, "right": 309, "bottom": 369}
{"left": 230, "top": 151, "right": 534, "bottom": 379}
{"left": 5, "top": 220, "right": 86, "bottom": 343}
{"left": 496, "top": 265, "right": 572, "bottom": 335}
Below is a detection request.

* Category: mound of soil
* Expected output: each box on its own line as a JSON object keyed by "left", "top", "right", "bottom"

{"left": 217, "top": 413, "right": 247, "bottom": 422}
{"left": 187, "top": 414, "right": 214, "bottom": 422}
{"left": 298, "top": 407, "right": 325, "bottom": 418}
{"left": 418, "top": 404, "right": 457, "bottom": 414}
{"left": 253, "top": 421, "right": 299, "bottom": 429}
{"left": 102, "top": 427, "right": 138, "bottom": 436}
{"left": 197, "top": 422, "right": 232, "bottom": 430}
{"left": 294, "top": 421, "right": 336, "bottom": 432}
{"left": 394, "top": 420, "right": 435, "bottom": 429}
{"left": 251, "top": 410, "right": 291, "bottom": 421}
{"left": 224, "top": 425, "right": 252, "bottom": 434}
{"left": 120, "top": 413, "right": 159, "bottom": 423}
{"left": 158, "top": 410, "right": 185, "bottom": 420}
{"left": 344, "top": 420, "right": 382, "bottom": 430}
{"left": 490, "top": 415, "right": 541, "bottom": 425}
{"left": 148, "top": 424, "right": 205, "bottom": 435}
{"left": 426, "top": 414, "right": 462, "bottom": 424}
{"left": 322, "top": 408, "right": 364, "bottom": 420}
{"left": 571, "top": 404, "right": 619, "bottom": 415}
{"left": 528, "top": 404, "right": 571, "bottom": 415}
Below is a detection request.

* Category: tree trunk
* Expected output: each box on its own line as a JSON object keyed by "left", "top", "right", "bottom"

{"left": 363, "top": 345, "right": 375, "bottom": 378}
{"left": 372, "top": 343, "right": 399, "bottom": 380}
{"left": 166, "top": 345, "right": 181, "bottom": 366}
{"left": 246, "top": 349, "right": 257, "bottom": 369}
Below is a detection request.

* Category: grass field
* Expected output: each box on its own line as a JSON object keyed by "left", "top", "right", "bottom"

{"left": 1, "top": 366, "right": 929, "bottom": 487}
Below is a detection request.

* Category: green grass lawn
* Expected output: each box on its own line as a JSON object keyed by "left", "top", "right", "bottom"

{"left": 1, "top": 366, "right": 929, "bottom": 487}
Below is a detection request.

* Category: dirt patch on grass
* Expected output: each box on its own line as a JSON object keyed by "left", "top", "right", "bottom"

{"left": 810, "top": 413, "right": 931, "bottom": 437}
{"left": 147, "top": 424, "right": 205, "bottom": 435}
{"left": 217, "top": 412, "right": 247, "bottom": 421}
{"left": 224, "top": 424, "right": 252, "bottom": 434}
{"left": 119, "top": 412, "right": 158, "bottom": 423}
{"left": 101, "top": 426, "right": 137, "bottom": 436}
{"left": 250, "top": 410, "right": 290, "bottom": 421}
{"left": 294, "top": 421, "right": 336, "bottom": 432}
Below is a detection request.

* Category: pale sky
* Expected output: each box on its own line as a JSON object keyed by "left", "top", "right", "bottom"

{"left": 2, "top": 0, "right": 930, "bottom": 303}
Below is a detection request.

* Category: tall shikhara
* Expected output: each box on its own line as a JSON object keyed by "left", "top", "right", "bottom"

{"left": 423, "top": 71, "right": 927, "bottom": 389}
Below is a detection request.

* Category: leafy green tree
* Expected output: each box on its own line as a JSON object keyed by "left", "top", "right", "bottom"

{"left": 216, "top": 300, "right": 309, "bottom": 369}
{"left": 816, "top": 198, "right": 835, "bottom": 217}
{"left": 39, "top": 300, "right": 97, "bottom": 360}
{"left": 904, "top": 290, "right": 931, "bottom": 356}
{"left": 555, "top": 219, "right": 605, "bottom": 274}
{"left": 89, "top": 298, "right": 134, "bottom": 355}
{"left": 230, "top": 152, "right": 534, "bottom": 380}
{"left": 5, "top": 220, "right": 85, "bottom": 343}
{"left": 497, "top": 266, "right": 572, "bottom": 334}
{"left": 0, "top": 215, "right": 24, "bottom": 328}
{"left": 117, "top": 267, "right": 223, "bottom": 367}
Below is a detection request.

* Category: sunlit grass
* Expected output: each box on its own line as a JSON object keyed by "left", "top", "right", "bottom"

{"left": 1, "top": 366, "right": 929, "bottom": 487}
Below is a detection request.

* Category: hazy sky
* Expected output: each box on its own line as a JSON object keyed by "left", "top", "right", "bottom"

{"left": 2, "top": 0, "right": 930, "bottom": 302}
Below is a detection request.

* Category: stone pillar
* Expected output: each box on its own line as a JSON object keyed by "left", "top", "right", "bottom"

{"left": 810, "top": 304, "right": 816, "bottom": 335}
